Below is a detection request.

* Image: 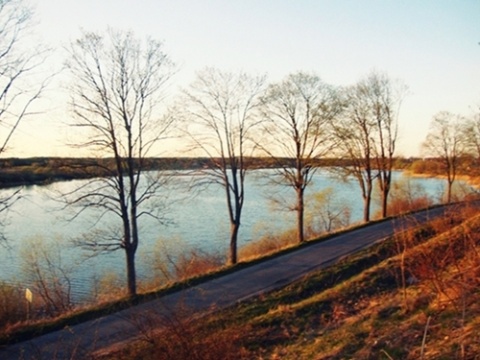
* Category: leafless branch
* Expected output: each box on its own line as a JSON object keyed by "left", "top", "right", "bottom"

{"left": 64, "top": 28, "right": 175, "bottom": 296}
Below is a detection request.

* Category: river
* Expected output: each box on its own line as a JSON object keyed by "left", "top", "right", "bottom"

{"left": 0, "top": 168, "right": 451, "bottom": 302}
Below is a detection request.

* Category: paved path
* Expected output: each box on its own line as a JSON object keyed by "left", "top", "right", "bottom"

{"left": 0, "top": 206, "right": 453, "bottom": 359}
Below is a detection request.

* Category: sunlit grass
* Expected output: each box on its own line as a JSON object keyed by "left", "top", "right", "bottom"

{"left": 2, "top": 199, "right": 480, "bottom": 359}
{"left": 96, "top": 203, "right": 480, "bottom": 359}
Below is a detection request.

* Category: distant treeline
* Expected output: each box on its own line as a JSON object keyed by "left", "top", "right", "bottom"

{"left": 0, "top": 156, "right": 421, "bottom": 188}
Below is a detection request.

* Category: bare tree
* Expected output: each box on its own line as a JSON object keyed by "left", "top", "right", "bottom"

{"left": 306, "top": 187, "right": 351, "bottom": 235}
{"left": 369, "top": 72, "right": 407, "bottom": 218}
{"left": 422, "top": 111, "right": 467, "bottom": 203}
{"left": 65, "top": 29, "right": 175, "bottom": 296}
{"left": 179, "top": 68, "right": 265, "bottom": 264}
{"left": 258, "top": 72, "right": 341, "bottom": 243}
{"left": 0, "top": 0, "right": 50, "bottom": 240}
{"left": 0, "top": 0, "right": 49, "bottom": 154}
{"left": 21, "top": 237, "right": 74, "bottom": 316}
{"left": 462, "top": 107, "right": 480, "bottom": 166}
{"left": 331, "top": 82, "right": 376, "bottom": 222}
{"left": 331, "top": 72, "right": 406, "bottom": 221}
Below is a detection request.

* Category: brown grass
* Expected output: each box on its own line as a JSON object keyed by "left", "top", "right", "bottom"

{"left": 173, "top": 249, "right": 224, "bottom": 281}
{"left": 3, "top": 195, "right": 480, "bottom": 357}
{"left": 238, "top": 228, "right": 298, "bottom": 262}
{"left": 94, "top": 305, "right": 253, "bottom": 360}
{"left": 387, "top": 195, "right": 433, "bottom": 217}
{"left": 0, "top": 282, "right": 28, "bottom": 327}
{"left": 96, "top": 202, "right": 480, "bottom": 359}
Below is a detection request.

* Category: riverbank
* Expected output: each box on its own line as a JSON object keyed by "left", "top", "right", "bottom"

{"left": 0, "top": 168, "right": 449, "bottom": 304}
{"left": 1, "top": 202, "right": 476, "bottom": 359}
{"left": 0, "top": 156, "right": 352, "bottom": 188}
{"left": 403, "top": 169, "right": 480, "bottom": 193}
{"left": 96, "top": 202, "right": 480, "bottom": 359}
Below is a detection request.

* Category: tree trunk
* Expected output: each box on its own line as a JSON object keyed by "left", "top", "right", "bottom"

{"left": 297, "top": 187, "right": 305, "bottom": 243}
{"left": 381, "top": 181, "right": 390, "bottom": 218}
{"left": 381, "top": 168, "right": 393, "bottom": 218}
{"left": 363, "top": 195, "right": 371, "bottom": 223}
{"left": 129, "top": 188, "right": 139, "bottom": 295}
{"left": 229, "top": 221, "right": 240, "bottom": 265}
{"left": 363, "top": 182, "right": 373, "bottom": 223}
{"left": 363, "top": 172, "right": 373, "bottom": 222}
{"left": 120, "top": 202, "right": 137, "bottom": 296}
{"left": 125, "top": 246, "right": 137, "bottom": 297}
{"left": 381, "top": 191, "right": 388, "bottom": 218}
{"left": 447, "top": 179, "right": 453, "bottom": 204}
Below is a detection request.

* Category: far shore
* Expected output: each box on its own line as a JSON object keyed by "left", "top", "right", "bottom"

{"left": 402, "top": 169, "right": 480, "bottom": 191}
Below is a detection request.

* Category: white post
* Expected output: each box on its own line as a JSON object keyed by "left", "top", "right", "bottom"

{"left": 25, "top": 288, "right": 33, "bottom": 320}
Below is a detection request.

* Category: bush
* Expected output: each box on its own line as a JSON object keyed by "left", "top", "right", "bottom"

{"left": 174, "top": 249, "right": 224, "bottom": 281}
{"left": 108, "top": 306, "right": 252, "bottom": 360}
{"left": 305, "top": 187, "right": 351, "bottom": 236}
{"left": 381, "top": 177, "right": 434, "bottom": 217}
{"left": 0, "top": 282, "right": 27, "bottom": 328}
{"left": 147, "top": 237, "right": 224, "bottom": 285}
{"left": 239, "top": 229, "right": 297, "bottom": 261}
{"left": 20, "top": 237, "right": 74, "bottom": 316}
{"left": 90, "top": 272, "right": 124, "bottom": 304}
{"left": 387, "top": 195, "right": 432, "bottom": 217}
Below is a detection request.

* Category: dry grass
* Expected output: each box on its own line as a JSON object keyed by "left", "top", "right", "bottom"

{"left": 238, "top": 228, "right": 298, "bottom": 262}
{"left": 94, "top": 305, "right": 253, "bottom": 360}
{"left": 98, "top": 202, "right": 480, "bottom": 359}
{"left": 0, "top": 282, "right": 28, "bottom": 327}
{"left": 4, "top": 197, "right": 480, "bottom": 358}
{"left": 386, "top": 195, "right": 433, "bottom": 217}
{"left": 173, "top": 249, "right": 224, "bottom": 281}
{"left": 145, "top": 237, "right": 225, "bottom": 287}
{"left": 90, "top": 272, "right": 125, "bottom": 304}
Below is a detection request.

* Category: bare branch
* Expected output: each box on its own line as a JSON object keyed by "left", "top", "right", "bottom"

{"left": 256, "top": 72, "right": 343, "bottom": 242}
{"left": 177, "top": 67, "right": 266, "bottom": 264}
{"left": 65, "top": 28, "right": 175, "bottom": 296}
{"left": 0, "top": 0, "right": 52, "bottom": 154}
{"left": 422, "top": 111, "right": 468, "bottom": 203}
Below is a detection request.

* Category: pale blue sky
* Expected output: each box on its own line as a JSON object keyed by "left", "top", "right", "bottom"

{"left": 10, "top": 0, "right": 480, "bottom": 157}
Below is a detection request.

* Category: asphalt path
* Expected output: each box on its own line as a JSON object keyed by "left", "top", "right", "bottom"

{"left": 0, "top": 205, "right": 455, "bottom": 359}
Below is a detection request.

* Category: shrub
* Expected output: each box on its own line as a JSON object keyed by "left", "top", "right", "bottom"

{"left": 387, "top": 195, "right": 432, "bottom": 217}
{"left": 174, "top": 249, "right": 224, "bottom": 281}
{"left": 0, "top": 282, "right": 27, "bottom": 328}
{"left": 305, "top": 187, "right": 351, "bottom": 236}
{"left": 90, "top": 272, "right": 124, "bottom": 304}
{"left": 239, "top": 228, "right": 297, "bottom": 261}
{"left": 111, "top": 306, "right": 252, "bottom": 360}
{"left": 147, "top": 237, "right": 224, "bottom": 285}
{"left": 20, "top": 237, "right": 75, "bottom": 316}
{"left": 381, "top": 177, "right": 434, "bottom": 217}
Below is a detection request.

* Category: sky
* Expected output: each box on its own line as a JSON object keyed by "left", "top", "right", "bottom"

{"left": 7, "top": 0, "right": 480, "bottom": 157}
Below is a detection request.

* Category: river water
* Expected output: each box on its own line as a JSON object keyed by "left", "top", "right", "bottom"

{"left": 0, "top": 168, "right": 450, "bottom": 301}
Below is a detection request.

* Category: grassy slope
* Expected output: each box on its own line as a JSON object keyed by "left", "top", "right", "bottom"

{"left": 105, "top": 206, "right": 480, "bottom": 360}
